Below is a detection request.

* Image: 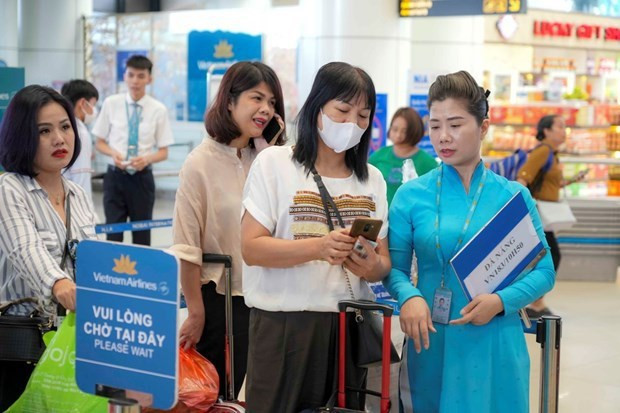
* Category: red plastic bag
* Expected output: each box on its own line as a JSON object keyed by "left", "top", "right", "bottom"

{"left": 178, "top": 347, "right": 219, "bottom": 410}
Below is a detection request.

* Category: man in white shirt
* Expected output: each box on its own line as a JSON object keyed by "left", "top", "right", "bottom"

{"left": 92, "top": 55, "right": 174, "bottom": 245}
{"left": 61, "top": 79, "right": 99, "bottom": 200}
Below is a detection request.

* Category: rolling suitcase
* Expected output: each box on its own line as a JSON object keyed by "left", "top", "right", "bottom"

{"left": 316, "top": 300, "right": 394, "bottom": 413}
{"left": 202, "top": 254, "right": 245, "bottom": 413}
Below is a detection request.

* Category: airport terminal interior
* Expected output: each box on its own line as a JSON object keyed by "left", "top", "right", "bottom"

{"left": 1, "top": 0, "right": 619, "bottom": 412}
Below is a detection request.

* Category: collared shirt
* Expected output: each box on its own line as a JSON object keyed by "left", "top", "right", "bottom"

{"left": 91, "top": 93, "right": 174, "bottom": 161}
{"left": 64, "top": 118, "right": 93, "bottom": 199}
{"left": 0, "top": 173, "right": 98, "bottom": 316}
{"left": 169, "top": 137, "right": 256, "bottom": 296}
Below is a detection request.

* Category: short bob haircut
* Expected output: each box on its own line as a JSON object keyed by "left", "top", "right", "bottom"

{"left": 205, "top": 61, "right": 286, "bottom": 146}
{"left": 293, "top": 62, "right": 376, "bottom": 181}
{"left": 389, "top": 107, "right": 425, "bottom": 147}
{"left": 126, "top": 55, "right": 153, "bottom": 74}
{"left": 427, "top": 70, "right": 489, "bottom": 126}
{"left": 0, "top": 85, "right": 81, "bottom": 177}
{"left": 536, "top": 114, "right": 560, "bottom": 141}
{"left": 61, "top": 79, "right": 99, "bottom": 107}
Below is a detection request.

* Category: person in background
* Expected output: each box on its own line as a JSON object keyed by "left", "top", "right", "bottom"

{"left": 383, "top": 71, "right": 555, "bottom": 412}
{"left": 517, "top": 114, "right": 585, "bottom": 318}
{"left": 92, "top": 54, "right": 174, "bottom": 245}
{"left": 369, "top": 107, "right": 437, "bottom": 205}
{"left": 0, "top": 85, "right": 98, "bottom": 410}
{"left": 61, "top": 79, "right": 99, "bottom": 200}
{"left": 171, "top": 61, "right": 286, "bottom": 398}
{"left": 241, "top": 62, "right": 391, "bottom": 412}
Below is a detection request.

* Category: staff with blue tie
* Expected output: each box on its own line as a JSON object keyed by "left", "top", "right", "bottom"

{"left": 93, "top": 55, "right": 174, "bottom": 245}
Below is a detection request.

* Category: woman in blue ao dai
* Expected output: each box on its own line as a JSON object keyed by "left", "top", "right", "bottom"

{"left": 383, "top": 71, "right": 555, "bottom": 413}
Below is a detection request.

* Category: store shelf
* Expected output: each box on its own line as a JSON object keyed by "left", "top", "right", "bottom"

{"left": 482, "top": 156, "right": 620, "bottom": 165}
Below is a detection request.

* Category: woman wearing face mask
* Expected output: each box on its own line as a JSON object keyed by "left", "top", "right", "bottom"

{"left": 240, "top": 62, "right": 391, "bottom": 412}
{"left": 383, "top": 71, "right": 555, "bottom": 412}
{"left": 60, "top": 79, "right": 99, "bottom": 200}
{"left": 170, "top": 61, "right": 285, "bottom": 399}
{"left": 0, "top": 85, "right": 98, "bottom": 410}
{"left": 369, "top": 107, "right": 438, "bottom": 205}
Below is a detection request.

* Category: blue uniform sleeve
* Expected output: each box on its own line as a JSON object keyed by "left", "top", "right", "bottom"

{"left": 382, "top": 186, "right": 423, "bottom": 307}
{"left": 495, "top": 187, "right": 556, "bottom": 314}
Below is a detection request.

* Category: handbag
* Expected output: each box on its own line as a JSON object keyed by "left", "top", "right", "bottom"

{"left": 311, "top": 167, "right": 399, "bottom": 369}
{"left": 0, "top": 298, "right": 52, "bottom": 363}
{"left": 536, "top": 199, "right": 576, "bottom": 232}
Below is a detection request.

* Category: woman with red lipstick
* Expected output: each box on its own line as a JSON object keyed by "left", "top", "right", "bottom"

{"left": 170, "top": 61, "right": 285, "bottom": 398}
{"left": 383, "top": 71, "right": 555, "bottom": 412}
{"left": 0, "top": 85, "right": 98, "bottom": 410}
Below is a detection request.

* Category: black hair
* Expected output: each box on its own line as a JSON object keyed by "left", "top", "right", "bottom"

{"left": 61, "top": 79, "right": 99, "bottom": 107}
{"left": 205, "top": 61, "right": 286, "bottom": 145}
{"left": 126, "top": 55, "right": 153, "bottom": 74}
{"left": 536, "top": 115, "right": 559, "bottom": 141}
{"left": 0, "top": 85, "right": 81, "bottom": 177}
{"left": 427, "top": 70, "right": 489, "bottom": 125}
{"left": 293, "top": 62, "right": 376, "bottom": 181}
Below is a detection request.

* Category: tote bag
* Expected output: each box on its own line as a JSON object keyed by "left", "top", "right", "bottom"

{"left": 537, "top": 200, "right": 576, "bottom": 232}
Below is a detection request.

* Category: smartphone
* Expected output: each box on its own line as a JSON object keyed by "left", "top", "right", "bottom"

{"left": 350, "top": 218, "right": 383, "bottom": 258}
{"left": 262, "top": 116, "right": 282, "bottom": 144}
{"left": 349, "top": 218, "right": 383, "bottom": 241}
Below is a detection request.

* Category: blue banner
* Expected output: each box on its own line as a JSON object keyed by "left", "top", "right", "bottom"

{"left": 370, "top": 93, "right": 388, "bottom": 155}
{"left": 409, "top": 93, "right": 436, "bottom": 157}
{"left": 95, "top": 218, "right": 173, "bottom": 234}
{"left": 116, "top": 50, "right": 149, "bottom": 82}
{"left": 75, "top": 240, "right": 179, "bottom": 409}
{"left": 187, "top": 30, "right": 262, "bottom": 122}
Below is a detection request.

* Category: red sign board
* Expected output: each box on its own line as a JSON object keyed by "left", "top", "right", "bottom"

{"left": 533, "top": 20, "right": 620, "bottom": 42}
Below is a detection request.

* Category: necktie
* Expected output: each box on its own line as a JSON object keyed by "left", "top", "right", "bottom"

{"left": 127, "top": 102, "right": 141, "bottom": 160}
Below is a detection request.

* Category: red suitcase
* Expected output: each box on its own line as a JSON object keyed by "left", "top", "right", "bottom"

{"left": 316, "top": 299, "right": 394, "bottom": 413}
{"left": 202, "top": 254, "right": 245, "bottom": 413}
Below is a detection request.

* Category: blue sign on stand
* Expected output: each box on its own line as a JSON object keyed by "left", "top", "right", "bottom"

{"left": 370, "top": 93, "right": 388, "bottom": 155}
{"left": 0, "top": 67, "right": 24, "bottom": 124}
{"left": 187, "top": 30, "right": 262, "bottom": 121}
{"left": 116, "top": 50, "right": 149, "bottom": 82}
{"left": 75, "top": 240, "right": 179, "bottom": 410}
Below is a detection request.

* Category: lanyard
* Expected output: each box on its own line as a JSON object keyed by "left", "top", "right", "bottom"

{"left": 434, "top": 164, "right": 487, "bottom": 287}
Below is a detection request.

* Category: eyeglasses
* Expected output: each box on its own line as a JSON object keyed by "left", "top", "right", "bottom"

{"left": 61, "top": 238, "right": 80, "bottom": 279}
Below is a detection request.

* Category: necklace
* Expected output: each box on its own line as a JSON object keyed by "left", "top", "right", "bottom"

{"left": 50, "top": 190, "right": 65, "bottom": 206}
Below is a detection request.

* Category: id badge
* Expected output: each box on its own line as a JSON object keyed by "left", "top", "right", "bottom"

{"left": 431, "top": 287, "right": 452, "bottom": 325}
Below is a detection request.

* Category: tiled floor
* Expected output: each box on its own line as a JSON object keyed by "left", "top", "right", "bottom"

{"left": 90, "top": 188, "right": 620, "bottom": 412}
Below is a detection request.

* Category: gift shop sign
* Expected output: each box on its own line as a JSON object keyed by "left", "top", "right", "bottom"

{"left": 533, "top": 20, "right": 620, "bottom": 42}
{"left": 75, "top": 240, "right": 179, "bottom": 410}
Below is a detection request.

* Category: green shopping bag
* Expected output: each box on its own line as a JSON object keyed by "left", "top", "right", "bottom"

{"left": 7, "top": 312, "right": 108, "bottom": 412}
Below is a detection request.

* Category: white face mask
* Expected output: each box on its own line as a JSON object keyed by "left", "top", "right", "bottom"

{"left": 83, "top": 101, "right": 98, "bottom": 126}
{"left": 318, "top": 111, "right": 366, "bottom": 153}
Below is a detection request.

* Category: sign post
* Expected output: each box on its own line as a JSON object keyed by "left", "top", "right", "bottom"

{"left": 75, "top": 240, "right": 180, "bottom": 410}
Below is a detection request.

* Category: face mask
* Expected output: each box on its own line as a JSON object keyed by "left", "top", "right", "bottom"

{"left": 318, "top": 111, "right": 366, "bottom": 153}
{"left": 83, "top": 101, "right": 98, "bottom": 126}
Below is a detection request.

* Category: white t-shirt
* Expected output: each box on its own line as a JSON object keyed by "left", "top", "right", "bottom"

{"left": 91, "top": 93, "right": 174, "bottom": 162}
{"left": 65, "top": 118, "right": 92, "bottom": 199}
{"left": 241, "top": 145, "right": 389, "bottom": 312}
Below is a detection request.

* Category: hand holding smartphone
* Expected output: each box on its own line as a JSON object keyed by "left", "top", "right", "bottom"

{"left": 262, "top": 114, "right": 284, "bottom": 144}
{"left": 349, "top": 218, "right": 383, "bottom": 258}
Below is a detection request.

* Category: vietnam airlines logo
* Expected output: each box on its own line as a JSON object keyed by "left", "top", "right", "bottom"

{"left": 112, "top": 254, "right": 138, "bottom": 276}
{"left": 213, "top": 39, "right": 234, "bottom": 58}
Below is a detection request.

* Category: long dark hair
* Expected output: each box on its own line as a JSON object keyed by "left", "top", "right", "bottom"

{"left": 0, "top": 85, "right": 81, "bottom": 177}
{"left": 293, "top": 62, "right": 376, "bottom": 181}
{"left": 205, "top": 61, "right": 286, "bottom": 145}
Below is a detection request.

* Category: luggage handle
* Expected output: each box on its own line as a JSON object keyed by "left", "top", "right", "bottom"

{"left": 337, "top": 299, "right": 392, "bottom": 413}
{"left": 337, "top": 299, "right": 394, "bottom": 317}
{"left": 202, "top": 253, "right": 235, "bottom": 402}
{"left": 202, "top": 253, "right": 232, "bottom": 268}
